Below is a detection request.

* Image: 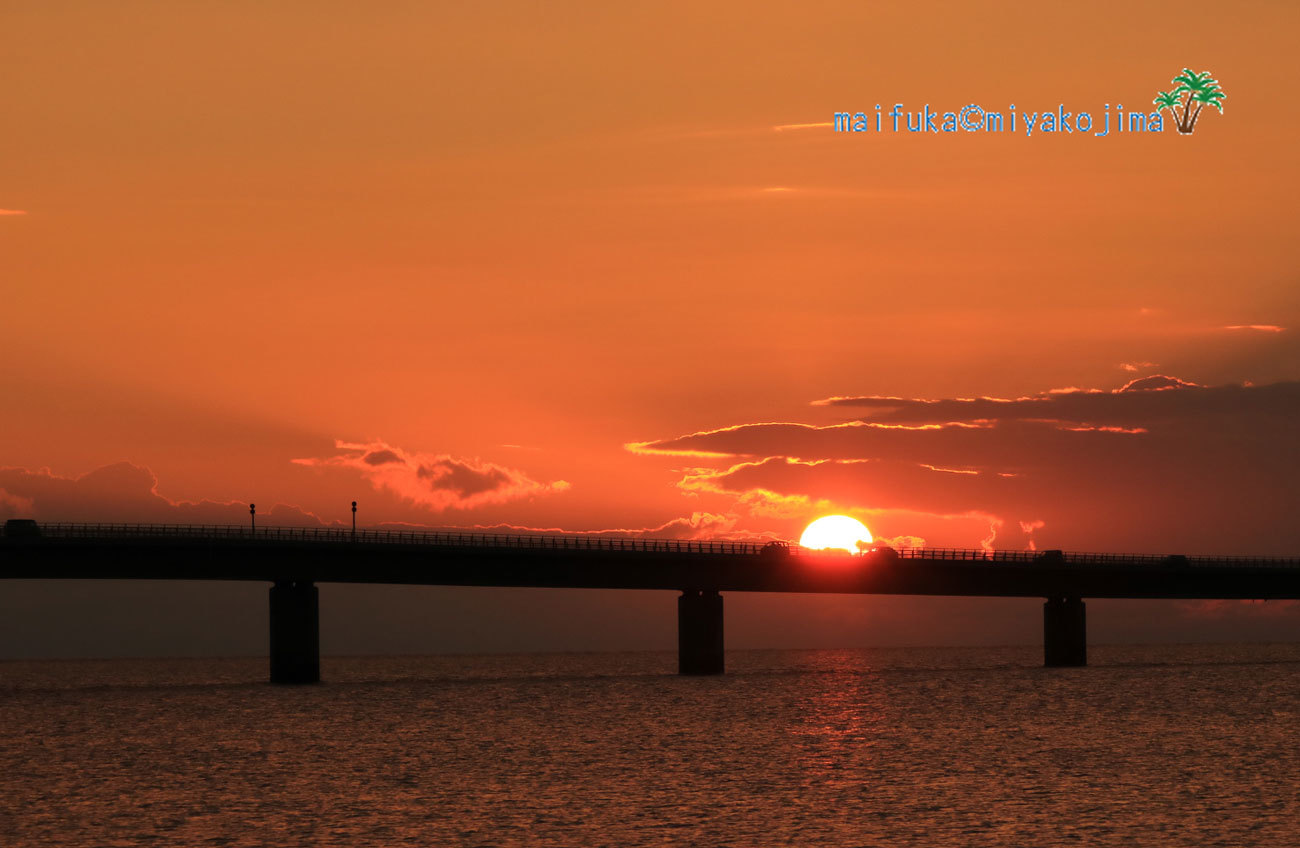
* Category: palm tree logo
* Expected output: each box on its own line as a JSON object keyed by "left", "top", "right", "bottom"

{"left": 1153, "top": 69, "right": 1226, "bottom": 135}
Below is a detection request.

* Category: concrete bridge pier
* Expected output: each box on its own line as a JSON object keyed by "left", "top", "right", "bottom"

{"left": 678, "top": 589, "right": 724, "bottom": 675}
{"left": 1043, "top": 595, "right": 1086, "bottom": 667}
{"left": 270, "top": 580, "right": 320, "bottom": 684}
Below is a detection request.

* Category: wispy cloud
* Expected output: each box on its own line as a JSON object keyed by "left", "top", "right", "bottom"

{"left": 0, "top": 209, "right": 28, "bottom": 216}
{"left": 663, "top": 120, "right": 831, "bottom": 140}
{"left": 1117, "top": 374, "right": 1199, "bottom": 392}
{"left": 381, "top": 512, "right": 773, "bottom": 542}
{"left": 772, "top": 121, "right": 833, "bottom": 132}
{"left": 1224, "top": 324, "right": 1285, "bottom": 332}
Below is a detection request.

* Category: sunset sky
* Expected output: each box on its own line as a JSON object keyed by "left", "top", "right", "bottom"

{"left": 2, "top": 1, "right": 1297, "bottom": 655}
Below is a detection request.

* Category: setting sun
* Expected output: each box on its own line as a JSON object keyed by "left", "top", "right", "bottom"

{"left": 799, "top": 515, "right": 874, "bottom": 554}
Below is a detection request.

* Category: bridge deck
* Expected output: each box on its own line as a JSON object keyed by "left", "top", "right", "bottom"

{"left": 3, "top": 523, "right": 1299, "bottom": 600}
{"left": 14, "top": 522, "right": 1300, "bottom": 566}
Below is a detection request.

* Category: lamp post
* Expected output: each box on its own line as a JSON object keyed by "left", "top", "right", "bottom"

{"left": 351, "top": 501, "right": 357, "bottom": 538}
{"left": 250, "top": 503, "right": 256, "bottom": 534}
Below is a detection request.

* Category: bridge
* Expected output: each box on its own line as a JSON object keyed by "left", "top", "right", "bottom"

{"left": 4, "top": 520, "right": 1299, "bottom": 683}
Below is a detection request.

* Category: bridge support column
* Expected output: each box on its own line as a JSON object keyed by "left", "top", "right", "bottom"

{"left": 1043, "top": 596, "right": 1086, "bottom": 667}
{"left": 678, "top": 589, "right": 724, "bottom": 675}
{"left": 270, "top": 580, "right": 319, "bottom": 684}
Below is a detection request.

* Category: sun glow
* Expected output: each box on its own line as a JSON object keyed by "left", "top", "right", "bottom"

{"left": 799, "top": 515, "right": 873, "bottom": 554}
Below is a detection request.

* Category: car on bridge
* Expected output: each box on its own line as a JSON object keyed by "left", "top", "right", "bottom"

{"left": 3, "top": 519, "right": 41, "bottom": 538}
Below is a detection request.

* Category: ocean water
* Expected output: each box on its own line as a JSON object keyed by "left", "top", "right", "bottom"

{"left": 3, "top": 644, "right": 1300, "bottom": 847}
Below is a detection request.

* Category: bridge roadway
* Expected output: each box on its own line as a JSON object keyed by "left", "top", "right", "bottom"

{"left": 4, "top": 522, "right": 1300, "bottom": 682}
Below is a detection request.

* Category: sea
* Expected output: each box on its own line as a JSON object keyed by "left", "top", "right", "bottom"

{"left": 3, "top": 644, "right": 1299, "bottom": 847}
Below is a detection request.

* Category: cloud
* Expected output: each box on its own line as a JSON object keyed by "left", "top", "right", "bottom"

{"left": 875, "top": 534, "right": 927, "bottom": 549}
{"left": 631, "top": 418, "right": 1144, "bottom": 470}
{"left": 584, "top": 183, "right": 903, "bottom": 208}
{"left": 1118, "top": 374, "right": 1199, "bottom": 392}
{"left": 0, "top": 463, "right": 324, "bottom": 525}
{"left": 772, "top": 121, "right": 833, "bottom": 132}
{"left": 0, "top": 209, "right": 28, "bottom": 216}
{"left": 362, "top": 449, "right": 403, "bottom": 466}
{"left": 629, "top": 378, "right": 1300, "bottom": 555}
{"left": 1018, "top": 520, "right": 1046, "bottom": 551}
{"left": 627, "top": 423, "right": 811, "bottom": 458}
{"left": 395, "top": 511, "right": 770, "bottom": 542}
{"left": 0, "top": 488, "right": 36, "bottom": 519}
{"left": 1224, "top": 324, "right": 1285, "bottom": 332}
{"left": 811, "top": 379, "right": 1299, "bottom": 428}
{"left": 663, "top": 120, "right": 830, "bottom": 140}
{"left": 679, "top": 456, "right": 1023, "bottom": 528}
{"left": 293, "top": 440, "right": 569, "bottom": 512}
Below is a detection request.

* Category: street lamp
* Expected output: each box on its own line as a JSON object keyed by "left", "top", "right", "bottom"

{"left": 249, "top": 503, "right": 256, "bottom": 533}
{"left": 351, "top": 501, "right": 357, "bottom": 538}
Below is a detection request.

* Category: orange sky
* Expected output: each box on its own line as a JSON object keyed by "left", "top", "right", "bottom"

{"left": 2, "top": 2, "right": 1298, "bottom": 653}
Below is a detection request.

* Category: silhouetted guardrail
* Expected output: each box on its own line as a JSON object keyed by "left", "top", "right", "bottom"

{"left": 17, "top": 523, "right": 1300, "bottom": 569}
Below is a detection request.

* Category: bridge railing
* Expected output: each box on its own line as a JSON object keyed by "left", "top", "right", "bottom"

{"left": 19, "top": 523, "right": 1300, "bottom": 568}
{"left": 888, "top": 547, "right": 1300, "bottom": 567}
{"left": 32, "top": 522, "right": 778, "bottom": 556}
